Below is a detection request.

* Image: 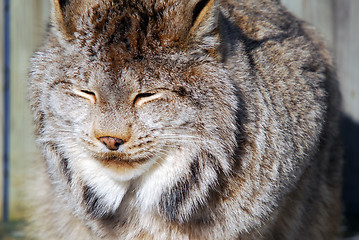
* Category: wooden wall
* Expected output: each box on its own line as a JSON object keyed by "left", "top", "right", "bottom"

{"left": 334, "top": 0, "right": 359, "bottom": 122}
{"left": 0, "top": 0, "right": 4, "bottom": 220}
{"left": 0, "top": 0, "right": 358, "bottom": 221}
{"left": 4, "top": 0, "right": 51, "bottom": 220}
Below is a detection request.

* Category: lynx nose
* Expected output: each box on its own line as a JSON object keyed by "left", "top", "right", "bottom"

{"left": 98, "top": 136, "right": 124, "bottom": 151}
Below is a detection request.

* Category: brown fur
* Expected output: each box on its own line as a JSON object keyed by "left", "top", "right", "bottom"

{"left": 28, "top": 0, "right": 342, "bottom": 239}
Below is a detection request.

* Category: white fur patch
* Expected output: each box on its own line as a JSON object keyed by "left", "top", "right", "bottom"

{"left": 135, "top": 149, "right": 192, "bottom": 212}
{"left": 70, "top": 150, "right": 132, "bottom": 213}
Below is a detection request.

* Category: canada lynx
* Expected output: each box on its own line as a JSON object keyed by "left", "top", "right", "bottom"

{"left": 28, "top": 0, "right": 342, "bottom": 239}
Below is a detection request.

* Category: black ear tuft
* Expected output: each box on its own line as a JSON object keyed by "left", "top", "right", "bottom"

{"left": 58, "top": 0, "right": 68, "bottom": 8}
{"left": 192, "top": 0, "right": 211, "bottom": 25}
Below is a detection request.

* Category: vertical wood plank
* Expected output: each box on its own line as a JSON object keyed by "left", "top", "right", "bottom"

{"left": 281, "top": 0, "right": 335, "bottom": 48}
{"left": 0, "top": 0, "right": 5, "bottom": 220}
{"left": 334, "top": 0, "right": 359, "bottom": 219}
{"left": 9, "top": 0, "right": 50, "bottom": 220}
{"left": 334, "top": 0, "right": 359, "bottom": 122}
{"left": 281, "top": 0, "right": 306, "bottom": 21}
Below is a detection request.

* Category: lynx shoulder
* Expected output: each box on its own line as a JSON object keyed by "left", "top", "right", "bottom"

{"left": 28, "top": 0, "right": 342, "bottom": 239}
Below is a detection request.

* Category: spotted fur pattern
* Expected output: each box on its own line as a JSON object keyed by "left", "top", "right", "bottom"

{"left": 28, "top": 0, "right": 342, "bottom": 239}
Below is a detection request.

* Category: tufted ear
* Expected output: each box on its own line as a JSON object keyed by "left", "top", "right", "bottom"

{"left": 187, "top": 0, "right": 218, "bottom": 43}
{"left": 52, "top": 0, "right": 93, "bottom": 40}
{"left": 191, "top": 0, "right": 216, "bottom": 29}
{"left": 51, "top": 0, "right": 218, "bottom": 44}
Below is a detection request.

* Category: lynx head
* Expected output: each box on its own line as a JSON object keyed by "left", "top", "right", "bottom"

{"left": 30, "top": 0, "right": 240, "bottom": 223}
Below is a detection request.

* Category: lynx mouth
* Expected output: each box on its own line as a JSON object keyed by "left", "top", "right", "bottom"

{"left": 93, "top": 152, "right": 149, "bottom": 170}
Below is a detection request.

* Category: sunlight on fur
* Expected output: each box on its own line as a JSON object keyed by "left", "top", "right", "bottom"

{"left": 27, "top": 0, "right": 342, "bottom": 239}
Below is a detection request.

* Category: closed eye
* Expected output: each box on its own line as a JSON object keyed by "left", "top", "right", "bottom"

{"left": 134, "top": 92, "right": 163, "bottom": 107}
{"left": 73, "top": 89, "right": 97, "bottom": 104}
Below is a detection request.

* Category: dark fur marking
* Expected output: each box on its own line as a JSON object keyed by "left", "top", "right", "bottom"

{"left": 59, "top": 153, "right": 72, "bottom": 184}
{"left": 82, "top": 185, "right": 118, "bottom": 220}
{"left": 239, "top": 31, "right": 297, "bottom": 69}
{"left": 36, "top": 111, "right": 46, "bottom": 136}
{"left": 48, "top": 143, "right": 73, "bottom": 184}
{"left": 205, "top": 151, "right": 228, "bottom": 195}
{"left": 192, "top": 0, "right": 211, "bottom": 24}
{"left": 189, "top": 155, "right": 201, "bottom": 186}
{"left": 58, "top": 0, "right": 69, "bottom": 10}
{"left": 50, "top": 79, "right": 72, "bottom": 88}
{"left": 159, "top": 177, "right": 191, "bottom": 222}
{"left": 174, "top": 86, "right": 188, "bottom": 97}
{"left": 82, "top": 184, "right": 106, "bottom": 219}
{"left": 160, "top": 151, "right": 227, "bottom": 223}
{"left": 87, "top": 2, "right": 165, "bottom": 66}
{"left": 219, "top": 12, "right": 296, "bottom": 69}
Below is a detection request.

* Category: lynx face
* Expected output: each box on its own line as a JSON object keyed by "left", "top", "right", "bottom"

{"left": 33, "top": 31, "right": 238, "bottom": 220}
{"left": 48, "top": 58, "right": 236, "bottom": 176}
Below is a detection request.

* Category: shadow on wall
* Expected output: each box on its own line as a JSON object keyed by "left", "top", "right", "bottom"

{"left": 341, "top": 114, "right": 359, "bottom": 232}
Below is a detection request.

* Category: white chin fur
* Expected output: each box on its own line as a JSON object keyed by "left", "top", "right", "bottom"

{"left": 71, "top": 153, "right": 132, "bottom": 212}
{"left": 102, "top": 158, "right": 157, "bottom": 182}
{"left": 70, "top": 148, "right": 188, "bottom": 215}
{"left": 136, "top": 149, "right": 190, "bottom": 212}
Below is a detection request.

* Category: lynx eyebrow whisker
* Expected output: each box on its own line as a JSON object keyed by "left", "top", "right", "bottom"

{"left": 160, "top": 133, "right": 200, "bottom": 138}
{"left": 143, "top": 150, "right": 171, "bottom": 170}
{"left": 159, "top": 135, "right": 217, "bottom": 145}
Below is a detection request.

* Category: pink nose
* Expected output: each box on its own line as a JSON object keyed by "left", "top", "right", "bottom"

{"left": 98, "top": 136, "right": 124, "bottom": 151}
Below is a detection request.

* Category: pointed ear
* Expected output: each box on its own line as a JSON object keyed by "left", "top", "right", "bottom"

{"left": 52, "top": 0, "right": 90, "bottom": 40}
{"left": 191, "top": 0, "right": 216, "bottom": 30}
{"left": 187, "top": 0, "right": 218, "bottom": 42}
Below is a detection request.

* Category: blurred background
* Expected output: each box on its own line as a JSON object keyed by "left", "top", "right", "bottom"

{"left": 0, "top": 0, "right": 358, "bottom": 239}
